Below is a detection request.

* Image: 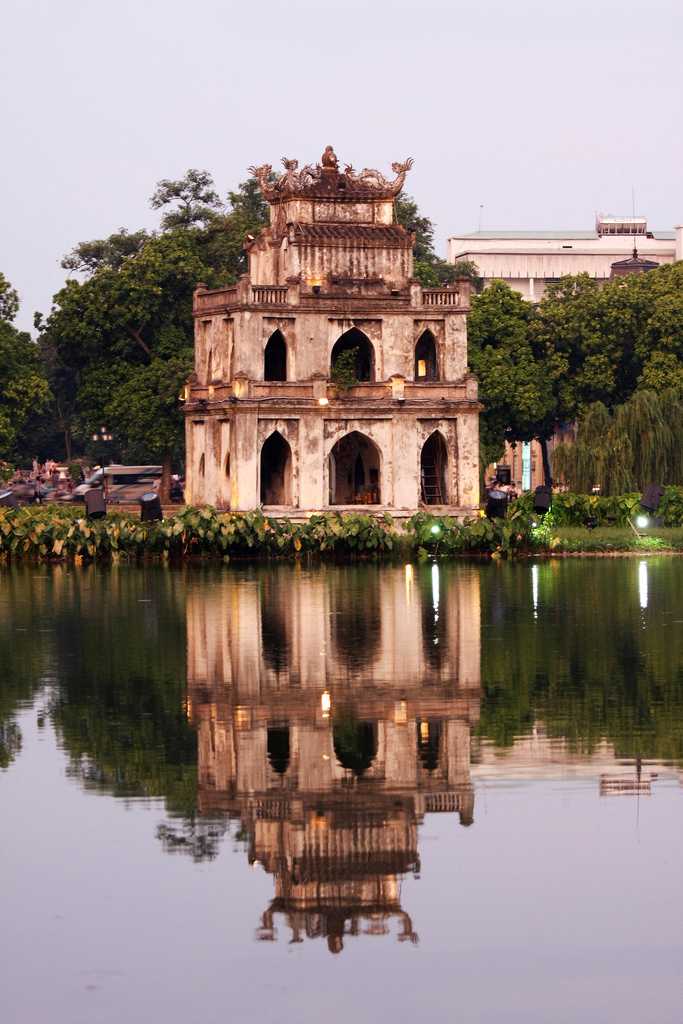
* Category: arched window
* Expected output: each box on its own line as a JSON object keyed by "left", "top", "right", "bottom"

{"left": 264, "top": 329, "right": 287, "bottom": 381}
{"left": 330, "top": 327, "right": 374, "bottom": 383}
{"left": 414, "top": 330, "right": 438, "bottom": 380}
{"left": 198, "top": 453, "right": 205, "bottom": 477}
{"left": 267, "top": 727, "right": 290, "bottom": 775}
{"left": 417, "top": 719, "right": 442, "bottom": 773}
{"left": 260, "top": 431, "right": 293, "bottom": 505}
{"left": 328, "top": 431, "right": 381, "bottom": 504}
{"left": 420, "top": 431, "right": 448, "bottom": 504}
{"left": 333, "top": 718, "right": 377, "bottom": 776}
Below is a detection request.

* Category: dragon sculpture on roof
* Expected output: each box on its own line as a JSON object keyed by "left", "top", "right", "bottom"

{"left": 249, "top": 152, "right": 414, "bottom": 200}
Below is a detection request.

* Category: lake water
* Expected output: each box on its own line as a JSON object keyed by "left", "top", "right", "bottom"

{"left": 1, "top": 559, "right": 682, "bottom": 1024}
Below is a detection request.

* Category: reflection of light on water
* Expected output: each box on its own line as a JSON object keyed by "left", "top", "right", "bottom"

{"left": 431, "top": 563, "right": 440, "bottom": 642}
{"left": 404, "top": 563, "right": 413, "bottom": 603}
{"left": 638, "top": 560, "right": 648, "bottom": 610}
{"left": 531, "top": 564, "right": 539, "bottom": 619}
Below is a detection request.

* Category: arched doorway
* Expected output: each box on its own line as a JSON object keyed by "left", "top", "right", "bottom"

{"left": 264, "top": 330, "right": 287, "bottom": 381}
{"left": 330, "top": 327, "right": 374, "bottom": 383}
{"left": 414, "top": 330, "right": 438, "bottom": 380}
{"left": 260, "top": 432, "right": 292, "bottom": 505}
{"left": 420, "top": 431, "right": 448, "bottom": 504}
{"left": 328, "top": 431, "right": 381, "bottom": 504}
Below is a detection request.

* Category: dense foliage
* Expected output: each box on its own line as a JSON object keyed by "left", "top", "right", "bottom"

{"left": 22, "top": 169, "right": 272, "bottom": 487}
{"left": 0, "top": 506, "right": 398, "bottom": 562}
{"left": 4, "top": 496, "right": 683, "bottom": 564}
{"left": 552, "top": 389, "right": 683, "bottom": 494}
{"left": 0, "top": 273, "right": 50, "bottom": 461}
{"left": 469, "top": 264, "right": 683, "bottom": 486}
{"left": 511, "top": 485, "right": 683, "bottom": 527}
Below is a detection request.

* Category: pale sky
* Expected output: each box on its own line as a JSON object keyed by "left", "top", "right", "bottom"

{"left": 2, "top": 0, "right": 682, "bottom": 332}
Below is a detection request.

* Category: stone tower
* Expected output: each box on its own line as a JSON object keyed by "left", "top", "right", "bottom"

{"left": 184, "top": 148, "right": 480, "bottom": 514}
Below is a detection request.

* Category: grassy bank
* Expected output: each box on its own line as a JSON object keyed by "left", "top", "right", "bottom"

{"left": 2, "top": 503, "right": 683, "bottom": 564}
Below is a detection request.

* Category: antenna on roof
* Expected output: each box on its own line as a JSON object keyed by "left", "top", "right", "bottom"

{"left": 477, "top": 204, "right": 484, "bottom": 232}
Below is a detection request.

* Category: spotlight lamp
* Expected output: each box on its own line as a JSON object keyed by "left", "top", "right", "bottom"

{"left": 640, "top": 484, "right": 664, "bottom": 514}
{"left": 532, "top": 485, "right": 552, "bottom": 515}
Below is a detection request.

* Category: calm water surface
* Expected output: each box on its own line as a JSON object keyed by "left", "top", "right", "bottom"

{"left": 1, "top": 559, "right": 682, "bottom": 1023}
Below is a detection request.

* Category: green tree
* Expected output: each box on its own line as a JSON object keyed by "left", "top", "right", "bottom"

{"left": 61, "top": 228, "right": 150, "bottom": 274}
{"left": 40, "top": 170, "right": 270, "bottom": 477}
{"left": 0, "top": 274, "right": 50, "bottom": 463}
{"left": 151, "top": 168, "right": 222, "bottom": 230}
{"left": 41, "top": 232, "right": 207, "bottom": 496}
{"left": 468, "top": 281, "right": 557, "bottom": 482}
{"left": 534, "top": 263, "right": 683, "bottom": 420}
{"left": 533, "top": 263, "right": 683, "bottom": 489}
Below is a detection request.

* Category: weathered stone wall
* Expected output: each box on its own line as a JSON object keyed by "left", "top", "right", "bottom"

{"left": 192, "top": 309, "right": 469, "bottom": 386}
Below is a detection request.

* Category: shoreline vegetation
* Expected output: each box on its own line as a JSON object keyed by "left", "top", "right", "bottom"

{"left": 2, "top": 488, "right": 683, "bottom": 563}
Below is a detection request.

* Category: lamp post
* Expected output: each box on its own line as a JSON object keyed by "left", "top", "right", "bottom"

{"left": 91, "top": 426, "right": 113, "bottom": 484}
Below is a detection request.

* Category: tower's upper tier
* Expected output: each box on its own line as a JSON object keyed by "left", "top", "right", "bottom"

{"left": 247, "top": 148, "right": 416, "bottom": 290}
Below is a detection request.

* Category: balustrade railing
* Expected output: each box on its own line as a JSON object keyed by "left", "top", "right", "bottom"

{"left": 424, "top": 792, "right": 463, "bottom": 812}
{"left": 421, "top": 288, "right": 462, "bottom": 306}
{"left": 251, "top": 285, "right": 289, "bottom": 305}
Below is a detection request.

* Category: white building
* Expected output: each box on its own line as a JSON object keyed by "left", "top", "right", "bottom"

{"left": 448, "top": 215, "right": 682, "bottom": 301}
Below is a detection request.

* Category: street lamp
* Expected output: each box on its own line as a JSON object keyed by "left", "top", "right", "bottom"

{"left": 91, "top": 426, "right": 113, "bottom": 480}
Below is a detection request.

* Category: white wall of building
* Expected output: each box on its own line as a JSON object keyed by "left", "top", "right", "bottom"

{"left": 448, "top": 227, "right": 677, "bottom": 301}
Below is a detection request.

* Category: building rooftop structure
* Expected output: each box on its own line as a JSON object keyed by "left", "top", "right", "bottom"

{"left": 448, "top": 215, "right": 681, "bottom": 302}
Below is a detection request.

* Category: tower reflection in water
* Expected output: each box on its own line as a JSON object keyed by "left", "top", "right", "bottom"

{"left": 185, "top": 565, "right": 481, "bottom": 953}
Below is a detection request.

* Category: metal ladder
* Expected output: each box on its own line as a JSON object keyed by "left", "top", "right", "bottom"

{"left": 421, "top": 465, "right": 443, "bottom": 504}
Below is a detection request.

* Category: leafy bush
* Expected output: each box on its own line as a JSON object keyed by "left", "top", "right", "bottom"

{"left": 303, "top": 512, "right": 397, "bottom": 555}
{"left": 0, "top": 505, "right": 397, "bottom": 563}
{"left": 3, "top": 498, "right": 683, "bottom": 565}
{"left": 658, "top": 486, "right": 683, "bottom": 527}
{"left": 406, "top": 510, "right": 535, "bottom": 559}
{"left": 511, "top": 490, "right": 642, "bottom": 527}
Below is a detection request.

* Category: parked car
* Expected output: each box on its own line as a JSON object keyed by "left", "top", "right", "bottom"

{"left": 103, "top": 465, "right": 162, "bottom": 504}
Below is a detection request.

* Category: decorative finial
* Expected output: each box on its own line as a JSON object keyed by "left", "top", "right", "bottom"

{"left": 321, "top": 145, "right": 339, "bottom": 170}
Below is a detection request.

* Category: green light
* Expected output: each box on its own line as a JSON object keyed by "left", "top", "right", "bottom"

{"left": 430, "top": 524, "right": 441, "bottom": 535}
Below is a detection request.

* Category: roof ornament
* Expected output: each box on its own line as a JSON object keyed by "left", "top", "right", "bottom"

{"left": 249, "top": 153, "right": 414, "bottom": 200}
{"left": 321, "top": 145, "right": 339, "bottom": 170}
